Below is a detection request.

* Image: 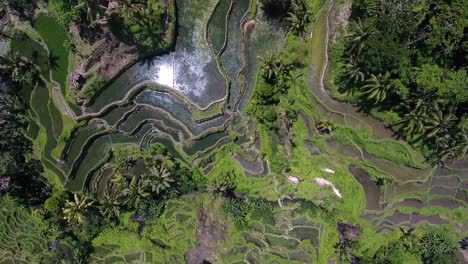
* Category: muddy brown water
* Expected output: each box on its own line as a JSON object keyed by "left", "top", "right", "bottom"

{"left": 446, "top": 159, "right": 468, "bottom": 170}
{"left": 410, "top": 213, "right": 442, "bottom": 225}
{"left": 326, "top": 139, "right": 362, "bottom": 158}
{"left": 348, "top": 165, "right": 381, "bottom": 210}
{"left": 455, "top": 190, "right": 468, "bottom": 204}
{"left": 234, "top": 154, "right": 264, "bottom": 175}
{"left": 432, "top": 176, "right": 460, "bottom": 187}
{"left": 384, "top": 211, "right": 411, "bottom": 224}
{"left": 392, "top": 198, "right": 424, "bottom": 209}
{"left": 429, "top": 186, "right": 458, "bottom": 196}
{"left": 428, "top": 198, "right": 461, "bottom": 209}
{"left": 304, "top": 141, "right": 321, "bottom": 156}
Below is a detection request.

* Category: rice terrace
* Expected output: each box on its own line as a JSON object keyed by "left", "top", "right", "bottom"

{"left": 0, "top": 0, "right": 467, "bottom": 263}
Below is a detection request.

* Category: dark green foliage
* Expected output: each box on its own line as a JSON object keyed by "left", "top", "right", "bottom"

{"left": 8, "top": 0, "right": 36, "bottom": 19}
{"left": 260, "top": 0, "right": 291, "bottom": 19}
{"left": 82, "top": 79, "right": 107, "bottom": 99}
{"left": 109, "top": 0, "right": 170, "bottom": 53}
{"left": 418, "top": 230, "right": 459, "bottom": 264}
{"left": 0, "top": 52, "right": 39, "bottom": 85}
{"left": 337, "top": 0, "right": 468, "bottom": 164}
{"left": 48, "top": 0, "right": 79, "bottom": 27}
{"left": 222, "top": 198, "right": 251, "bottom": 225}
{"left": 249, "top": 53, "right": 293, "bottom": 129}
{"left": 0, "top": 92, "right": 49, "bottom": 205}
{"left": 285, "top": 0, "right": 310, "bottom": 35}
{"left": 365, "top": 227, "right": 463, "bottom": 264}
{"left": 248, "top": 200, "right": 274, "bottom": 225}
{"left": 111, "top": 144, "right": 202, "bottom": 210}
{"left": 44, "top": 192, "right": 67, "bottom": 213}
{"left": 207, "top": 171, "right": 237, "bottom": 196}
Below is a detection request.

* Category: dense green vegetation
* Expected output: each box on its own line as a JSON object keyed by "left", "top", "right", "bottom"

{"left": 331, "top": 0, "right": 468, "bottom": 164}
{"left": 1, "top": 0, "right": 467, "bottom": 263}
{"left": 109, "top": 0, "right": 174, "bottom": 53}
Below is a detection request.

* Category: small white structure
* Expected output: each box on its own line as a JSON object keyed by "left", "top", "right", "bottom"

{"left": 287, "top": 176, "right": 300, "bottom": 184}
{"left": 315, "top": 178, "right": 342, "bottom": 198}
{"left": 323, "top": 168, "right": 335, "bottom": 174}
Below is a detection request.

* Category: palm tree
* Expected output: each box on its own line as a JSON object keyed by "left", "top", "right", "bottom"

{"left": 0, "top": 52, "right": 37, "bottom": 84}
{"left": 0, "top": 1, "right": 9, "bottom": 17}
{"left": 341, "top": 56, "right": 365, "bottom": 85}
{"left": 130, "top": 7, "right": 166, "bottom": 51}
{"left": 62, "top": 194, "right": 94, "bottom": 224}
{"left": 317, "top": 120, "right": 333, "bottom": 134}
{"left": 97, "top": 191, "right": 121, "bottom": 219}
{"left": 207, "top": 172, "right": 236, "bottom": 197}
{"left": 398, "top": 227, "right": 417, "bottom": 251}
{"left": 428, "top": 133, "right": 453, "bottom": 165}
{"left": 361, "top": 72, "right": 395, "bottom": 103}
{"left": 74, "top": 0, "right": 107, "bottom": 25}
{"left": 145, "top": 164, "right": 174, "bottom": 195}
{"left": 122, "top": 176, "right": 150, "bottom": 209}
{"left": 419, "top": 230, "right": 458, "bottom": 264}
{"left": 394, "top": 108, "right": 426, "bottom": 139}
{"left": 258, "top": 53, "right": 281, "bottom": 81}
{"left": 453, "top": 132, "right": 468, "bottom": 158}
{"left": 116, "top": 0, "right": 145, "bottom": 15}
{"left": 424, "top": 105, "right": 457, "bottom": 139}
{"left": 432, "top": 131, "right": 468, "bottom": 164}
{"left": 286, "top": 0, "right": 310, "bottom": 35}
{"left": 0, "top": 31, "right": 11, "bottom": 41}
{"left": 346, "top": 18, "right": 375, "bottom": 55}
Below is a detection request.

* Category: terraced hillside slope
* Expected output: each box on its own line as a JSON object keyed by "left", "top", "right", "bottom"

{"left": 0, "top": 0, "right": 466, "bottom": 263}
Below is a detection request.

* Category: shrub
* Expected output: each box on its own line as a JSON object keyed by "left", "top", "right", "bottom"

{"left": 82, "top": 79, "right": 106, "bottom": 99}
{"left": 44, "top": 192, "right": 66, "bottom": 212}
{"left": 48, "top": 0, "right": 79, "bottom": 27}
{"left": 222, "top": 198, "right": 251, "bottom": 225}
{"left": 418, "top": 230, "right": 459, "bottom": 264}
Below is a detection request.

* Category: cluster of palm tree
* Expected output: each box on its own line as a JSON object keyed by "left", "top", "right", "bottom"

{"left": 73, "top": 0, "right": 108, "bottom": 26}
{"left": 62, "top": 194, "right": 94, "bottom": 224}
{"left": 395, "top": 98, "right": 467, "bottom": 164}
{"left": 0, "top": 52, "right": 38, "bottom": 85}
{"left": 339, "top": 18, "right": 467, "bottom": 165}
{"left": 340, "top": 19, "right": 401, "bottom": 105}
{"left": 61, "top": 161, "right": 176, "bottom": 223}
{"left": 113, "top": 163, "right": 175, "bottom": 207}
{"left": 206, "top": 171, "right": 236, "bottom": 197}
{"left": 285, "top": 0, "right": 311, "bottom": 36}
{"left": 258, "top": 53, "right": 292, "bottom": 88}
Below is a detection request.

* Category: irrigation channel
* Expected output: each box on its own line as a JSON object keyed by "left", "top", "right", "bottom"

{"left": 22, "top": 0, "right": 467, "bottom": 233}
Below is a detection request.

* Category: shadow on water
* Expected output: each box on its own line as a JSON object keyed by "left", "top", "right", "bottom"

{"left": 348, "top": 165, "right": 381, "bottom": 210}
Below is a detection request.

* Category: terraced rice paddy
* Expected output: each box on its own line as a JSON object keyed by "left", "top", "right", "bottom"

{"left": 12, "top": 0, "right": 467, "bottom": 263}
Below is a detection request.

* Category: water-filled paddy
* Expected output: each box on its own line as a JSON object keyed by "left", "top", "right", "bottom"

{"left": 34, "top": 15, "right": 69, "bottom": 89}
{"left": 88, "top": 0, "right": 227, "bottom": 112}
{"left": 348, "top": 165, "right": 381, "bottom": 210}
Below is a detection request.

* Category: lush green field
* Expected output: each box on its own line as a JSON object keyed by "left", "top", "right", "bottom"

{"left": 2, "top": 0, "right": 466, "bottom": 263}
{"left": 34, "top": 15, "right": 69, "bottom": 90}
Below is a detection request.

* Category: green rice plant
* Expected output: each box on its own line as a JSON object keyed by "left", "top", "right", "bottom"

{"left": 0, "top": 196, "right": 54, "bottom": 262}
